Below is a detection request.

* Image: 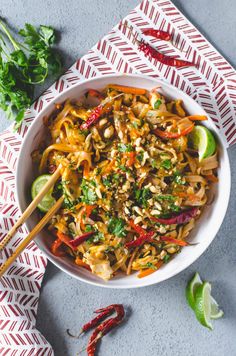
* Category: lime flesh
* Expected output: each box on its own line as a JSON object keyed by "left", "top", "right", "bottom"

{"left": 188, "top": 125, "right": 216, "bottom": 161}
{"left": 31, "top": 174, "right": 56, "bottom": 213}
{"left": 210, "top": 296, "right": 224, "bottom": 319}
{"left": 186, "top": 272, "right": 203, "bottom": 310}
{"left": 194, "top": 282, "right": 213, "bottom": 330}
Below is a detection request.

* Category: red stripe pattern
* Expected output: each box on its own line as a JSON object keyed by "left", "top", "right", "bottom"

{"left": 0, "top": 0, "right": 235, "bottom": 354}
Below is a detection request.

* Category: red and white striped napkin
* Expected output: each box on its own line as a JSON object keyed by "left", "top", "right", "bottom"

{"left": 0, "top": 0, "right": 235, "bottom": 354}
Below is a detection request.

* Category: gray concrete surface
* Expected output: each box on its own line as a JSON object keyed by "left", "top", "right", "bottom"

{"left": 1, "top": 1, "right": 236, "bottom": 355}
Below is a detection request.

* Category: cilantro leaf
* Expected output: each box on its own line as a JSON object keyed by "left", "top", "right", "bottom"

{"left": 134, "top": 187, "right": 152, "bottom": 208}
{"left": 154, "top": 99, "right": 162, "bottom": 109}
{"left": 160, "top": 159, "right": 172, "bottom": 170}
{"left": 118, "top": 143, "right": 134, "bottom": 152}
{"left": 108, "top": 217, "right": 127, "bottom": 237}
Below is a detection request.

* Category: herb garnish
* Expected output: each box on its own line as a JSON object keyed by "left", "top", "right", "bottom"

{"left": 160, "top": 159, "right": 172, "bottom": 170}
{"left": 108, "top": 217, "right": 127, "bottom": 238}
{"left": 134, "top": 187, "right": 152, "bottom": 208}
{"left": 0, "top": 21, "right": 61, "bottom": 128}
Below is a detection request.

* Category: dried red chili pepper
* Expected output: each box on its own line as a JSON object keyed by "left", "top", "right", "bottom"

{"left": 80, "top": 94, "right": 123, "bottom": 130}
{"left": 67, "top": 308, "right": 113, "bottom": 339}
{"left": 123, "top": 22, "right": 194, "bottom": 68}
{"left": 87, "top": 304, "right": 125, "bottom": 356}
{"left": 142, "top": 28, "right": 171, "bottom": 41}
{"left": 151, "top": 207, "right": 198, "bottom": 225}
{"left": 69, "top": 231, "right": 95, "bottom": 248}
{"left": 139, "top": 40, "right": 194, "bottom": 67}
{"left": 125, "top": 231, "right": 155, "bottom": 248}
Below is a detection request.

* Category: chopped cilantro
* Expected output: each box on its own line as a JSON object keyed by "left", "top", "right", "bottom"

{"left": 154, "top": 99, "right": 162, "bottom": 109}
{"left": 102, "top": 176, "right": 112, "bottom": 187}
{"left": 118, "top": 143, "right": 134, "bottom": 153}
{"left": 151, "top": 159, "right": 158, "bottom": 168}
{"left": 80, "top": 179, "right": 97, "bottom": 204}
{"left": 134, "top": 187, "right": 152, "bottom": 208}
{"left": 108, "top": 217, "right": 127, "bottom": 238}
{"left": 87, "top": 231, "right": 105, "bottom": 244}
{"left": 160, "top": 159, "right": 172, "bottom": 170}
{"left": 156, "top": 195, "right": 176, "bottom": 202}
{"left": 136, "top": 151, "right": 144, "bottom": 163}
{"left": 146, "top": 262, "right": 157, "bottom": 270}
{"left": 169, "top": 203, "right": 181, "bottom": 212}
{"left": 163, "top": 254, "right": 170, "bottom": 263}
{"left": 85, "top": 224, "right": 94, "bottom": 232}
{"left": 173, "top": 171, "right": 185, "bottom": 185}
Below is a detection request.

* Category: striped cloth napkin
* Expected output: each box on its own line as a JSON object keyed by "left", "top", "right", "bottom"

{"left": 0, "top": 0, "right": 235, "bottom": 354}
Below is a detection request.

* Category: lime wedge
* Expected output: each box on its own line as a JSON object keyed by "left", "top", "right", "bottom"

{"left": 186, "top": 272, "right": 203, "bottom": 309}
{"left": 210, "top": 296, "right": 224, "bottom": 319}
{"left": 194, "top": 282, "right": 213, "bottom": 330}
{"left": 188, "top": 125, "right": 216, "bottom": 161}
{"left": 31, "top": 174, "right": 56, "bottom": 213}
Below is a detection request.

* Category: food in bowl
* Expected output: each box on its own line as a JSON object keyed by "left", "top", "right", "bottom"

{"left": 31, "top": 84, "right": 218, "bottom": 281}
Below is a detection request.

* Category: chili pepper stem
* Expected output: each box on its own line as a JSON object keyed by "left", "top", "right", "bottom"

{"left": 78, "top": 333, "right": 103, "bottom": 355}
{"left": 66, "top": 328, "right": 84, "bottom": 339}
{"left": 123, "top": 20, "right": 185, "bottom": 53}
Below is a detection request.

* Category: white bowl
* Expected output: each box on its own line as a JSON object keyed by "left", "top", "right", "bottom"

{"left": 16, "top": 74, "right": 231, "bottom": 289}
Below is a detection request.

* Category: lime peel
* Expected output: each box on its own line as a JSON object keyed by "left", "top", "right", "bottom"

{"left": 186, "top": 273, "right": 224, "bottom": 330}
{"left": 31, "top": 174, "right": 56, "bottom": 212}
{"left": 188, "top": 125, "right": 216, "bottom": 161}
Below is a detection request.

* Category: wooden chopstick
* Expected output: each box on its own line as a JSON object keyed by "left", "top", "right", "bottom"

{"left": 0, "top": 165, "right": 61, "bottom": 252}
{"left": 0, "top": 195, "right": 64, "bottom": 278}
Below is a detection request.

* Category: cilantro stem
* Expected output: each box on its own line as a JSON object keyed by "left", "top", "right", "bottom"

{"left": 0, "top": 20, "right": 20, "bottom": 50}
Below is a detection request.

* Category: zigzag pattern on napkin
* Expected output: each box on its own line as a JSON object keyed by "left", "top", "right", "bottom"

{"left": 0, "top": 0, "right": 236, "bottom": 355}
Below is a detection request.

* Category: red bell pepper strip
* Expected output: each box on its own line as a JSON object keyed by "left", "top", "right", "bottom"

{"left": 160, "top": 236, "right": 188, "bottom": 246}
{"left": 150, "top": 207, "right": 198, "bottom": 225}
{"left": 125, "top": 231, "right": 155, "bottom": 248}
{"left": 129, "top": 219, "right": 146, "bottom": 235}
{"left": 69, "top": 231, "right": 95, "bottom": 248}
{"left": 57, "top": 232, "right": 74, "bottom": 248}
{"left": 154, "top": 125, "right": 194, "bottom": 139}
{"left": 51, "top": 238, "right": 65, "bottom": 256}
{"left": 80, "top": 104, "right": 104, "bottom": 130}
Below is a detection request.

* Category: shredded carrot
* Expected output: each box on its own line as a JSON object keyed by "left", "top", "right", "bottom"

{"left": 205, "top": 174, "right": 219, "bottom": 183}
{"left": 103, "top": 159, "right": 115, "bottom": 174}
{"left": 107, "top": 84, "right": 146, "bottom": 95}
{"left": 75, "top": 257, "right": 91, "bottom": 271}
{"left": 82, "top": 161, "right": 90, "bottom": 179}
{"left": 138, "top": 261, "right": 163, "bottom": 278}
{"left": 174, "top": 191, "right": 200, "bottom": 202}
{"left": 126, "top": 151, "right": 136, "bottom": 167}
{"left": 85, "top": 204, "right": 96, "bottom": 218}
{"left": 160, "top": 236, "right": 188, "bottom": 246}
{"left": 51, "top": 238, "right": 65, "bottom": 256}
{"left": 57, "top": 232, "right": 72, "bottom": 248}
{"left": 185, "top": 115, "right": 207, "bottom": 121}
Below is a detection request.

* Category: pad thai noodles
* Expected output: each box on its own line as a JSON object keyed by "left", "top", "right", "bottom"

{"left": 31, "top": 84, "right": 218, "bottom": 280}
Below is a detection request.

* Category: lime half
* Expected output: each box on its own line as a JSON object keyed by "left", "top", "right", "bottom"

{"left": 31, "top": 174, "right": 56, "bottom": 213}
{"left": 188, "top": 125, "right": 216, "bottom": 161}
{"left": 194, "top": 282, "right": 213, "bottom": 330}
{"left": 186, "top": 272, "right": 203, "bottom": 310}
{"left": 210, "top": 296, "right": 224, "bottom": 319}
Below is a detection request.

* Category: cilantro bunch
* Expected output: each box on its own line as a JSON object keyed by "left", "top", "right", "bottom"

{"left": 0, "top": 20, "right": 61, "bottom": 128}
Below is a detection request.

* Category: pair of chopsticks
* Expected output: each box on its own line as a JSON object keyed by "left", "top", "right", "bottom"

{"left": 0, "top": 166, "right": 63, "bottom": 278}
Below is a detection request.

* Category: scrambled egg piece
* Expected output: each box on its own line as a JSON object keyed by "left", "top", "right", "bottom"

{"left": 83, "top": 246, "right": 113, "bottom": 281}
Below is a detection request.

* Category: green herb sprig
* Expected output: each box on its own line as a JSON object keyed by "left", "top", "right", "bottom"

{"left": 0, "top": 20, "right": 62, "bottom": 128}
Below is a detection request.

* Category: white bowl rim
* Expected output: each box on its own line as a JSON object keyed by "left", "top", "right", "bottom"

{"left": 16, "top": 73, "right": 231, "bottom": 289}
